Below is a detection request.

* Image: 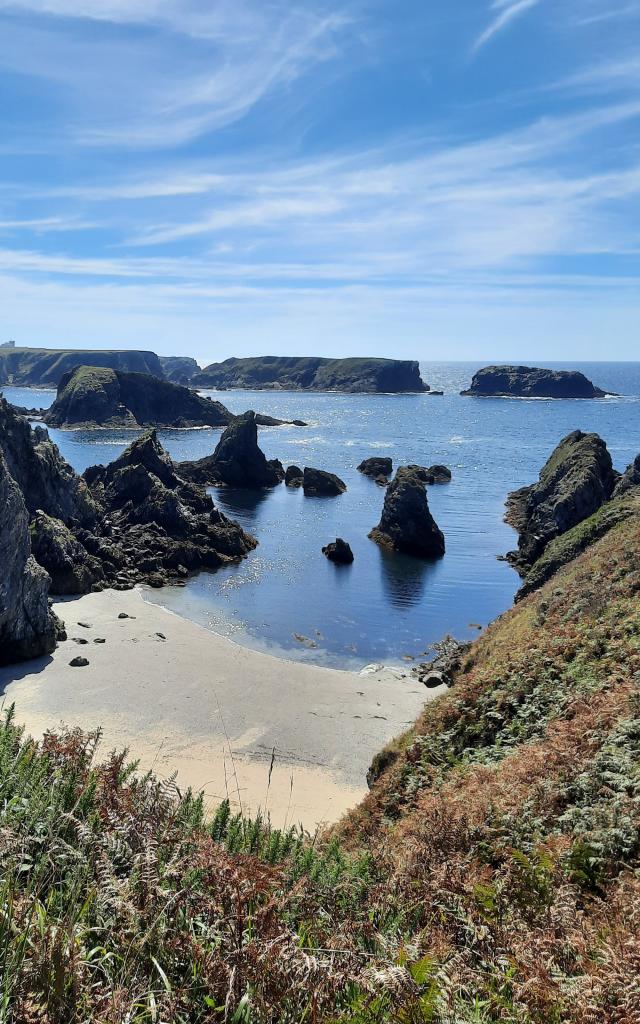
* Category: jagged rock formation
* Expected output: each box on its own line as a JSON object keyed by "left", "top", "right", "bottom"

{"left": 158, "top": 356, "right": 200, "bottom": 385}
{"left": 369, "top": 466, "right": 445, "bottom": 558}
{"left": 358, "top": 457, "right": 392, "bottom": 482}
{"left": 285, "top": 465, "right": 304, "bottom": 487}
{"left": 44, "top": 366, "right": 235, "bottom": 429}
{"left": 426, "top": 464, "right": 452, "bottom": 483}
{"left": 30, "top": 513, "right": 104, "bottom": 595}
{"left": 0, "top": 451, "right": 57, "bottom": 664}
{"left": 613, "top": 454, "right": 640, "bottom": 497}
{"left": 0, "top": 345, "right": 163, "bottom": 387}
{"left": 80, "top": 431, "right": 257, "bottom": 589}
{"left": 461, "top": 365, "right": 611, "bottom": 399}
{"left": 179, "top": 411, "right": 285, "bottom": 489}
{"left": 322, "top": 538, "right": 354, "bottom": 564}
{"left": 0, "top": 398, "right": 97, "bottom": 526}
{"left": 506, "top": 430, "right": 619, "bottom": 572}
{"left": 302, "top": 467, "right": 347, "bottom": 497}
{"left": 192, "top": 356, "right": 429, "bottom": 393}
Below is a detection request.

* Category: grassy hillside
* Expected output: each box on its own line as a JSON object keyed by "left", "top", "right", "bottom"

{"left": 0, "top": 347, "right": 163, "bottom": 387}
{"left": 1, "top": 508, "right": 639, "bottom": 1022}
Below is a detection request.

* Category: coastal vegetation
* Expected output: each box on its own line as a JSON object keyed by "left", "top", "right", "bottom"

{"left": 191, "top": 356, "right": 429, "bottom": 393}
{"left": 0, "top": 347, "right": 164, "bottom": 387}
{"left": 461, "top": 366, "right": 611, "bottom": 399}
{"left": 0, "top": 495, "right": 638, "bottom": 1020}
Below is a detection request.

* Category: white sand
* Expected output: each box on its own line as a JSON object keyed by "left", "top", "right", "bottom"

{"left": 0, "top": 588, "right": 440, "bottom": 830}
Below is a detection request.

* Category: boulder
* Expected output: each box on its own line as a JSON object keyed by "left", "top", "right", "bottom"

{"left": 427, "top": 464, "right": 452, "bottom": 484}
{"left": 0, "top": 451, "right": 57, "bottom": 665}
{"left": 30, "top": 513, "right": 104, "bottom": 595}
{"left": 285, "top": 465, "right": 304, "bottom": 487}
{"left": 357, "top": 457, "right": 392, "bottom": 481}
{"left": 322, "top": 538, "right": 354, "bottom": 564}
{"left": 369, "top": 466, "right": 445, "bottom": 558}
{"left": 461, "top": 365, "right": 612, "bottom": 399}
{"left": 178, "top": 412, "right": 284, "bottom": 489}
{"left": 505, "top": 430, "right": 618, "bottom": 571}
{"left": 303, "top": 467, "right": 347, "bottom": 497}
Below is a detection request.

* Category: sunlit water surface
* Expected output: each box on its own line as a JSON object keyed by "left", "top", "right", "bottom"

{"left": 4, "top": 361, "right": 639, "bottom": 668}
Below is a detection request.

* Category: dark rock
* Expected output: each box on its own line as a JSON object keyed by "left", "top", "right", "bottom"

{"left": 94, "top": 638, "right": 106, "bottom": 644}
{"left": 427, "top": 464, "right": 452, "bottom": 483}
{"left": 357, "top": 457, "right": 392, "bottom": 480}
{"left": 285, "top": 464, "right": 304, "bottom": 487}
{"left": 461, "top": 365, "right": 613, "bottom": 399}
{"left": 118, "top": 612, "right": 133, "bottom": 619}
{"left": 0, "top": 345, "right": 164, "bottom": 388}
{"left": 72, "top": 637, "right": 89, "bottom": 645}
{"left": 322, "top": 538, "right": 354, "bottom": 564}
{"left": 613, "top": 454, "right": 640, "bottom": 498}
{"left": 191, "top": 355, "right": 430, "bottom": 393}
{"left": 0, "top": 449, "right": 57, "bottom": 665}
{"left": 69, "top": 656, "right": 89, "bottom": 667}
{"left": 366, "top": 747, "right": 399, "bottom": 788}
{"left": 30, "top": 512, "right": 104, "bottom": 595}
{"left": 44, "top": 366, "right": 235, "bottom": 429}
{"left": 505, "top": 430, "right": 618, "bottom": 571}
{"left": 303, "top": 467, "right": 347, "bottom": 497}
{"left": 412, "top": 636, "right": 469, "bottom": 687}
{"left": 369, "top": 466, "right": 445, "bottom": 558}
{"left": 179, "top": 411, "right": 284, "bottom": 489}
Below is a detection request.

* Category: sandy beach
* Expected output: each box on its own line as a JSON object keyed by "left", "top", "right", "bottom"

{"left": 0, "top": 588, "right": 438, "bottom": 829}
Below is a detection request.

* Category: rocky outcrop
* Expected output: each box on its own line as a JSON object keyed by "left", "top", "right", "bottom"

{"left": 0, "top": 399, "right": 97, "bottom": 526}
{"left": 505, "top": 430, "right": 619, "bottom": 572}
{"left": 426, "top": 464, "right": 452, "bottom": 484}
{"left": 82, "top": 431, "right": 257, "bottom": 589}
{"left": 285, "top": 465, "right": 303, "bottom": 487}
{"left": 358, "top": 457, "right": 392, "bottom": 482}
{"left": 158, "top": 356, "right": 200, "bottom": 385}
{"left": 613, "top": 454, "right": 640, "bottom": 498}
{"left": 369, "top": 466, "right": 445, "bottom": 558}
{"left": 178, "top": 412, "right": 284, "bottom": 489}
{"left": 322, "top": 538, "right": 354, "bottom": 564}
{"left": 192, "top": 356, "right": 430, "bottom": 393}
{"left": 44, "top": 366, "right": 235, "bottom": 429}
{"left": 302, "top": 467, "right": 347, "bottom": 497}
{"left": 461, "top": 365, "right": 612, "bottom": 399}
{"left": 0, "top": 345, "right": 163, "bottom": 387}
{"left": 30, "top": 513, "right": 104, "bottom": 595}
{"left": 0, "top": 451, "right": 57, "bottom": 664}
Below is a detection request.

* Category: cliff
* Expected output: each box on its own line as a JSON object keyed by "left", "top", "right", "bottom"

{"left": 0, "top": 346, "right": 163, "bottom": 387}
{"left": 158, "top": 355, "right": 200, "bottom": 384}
{"left": 192, "top": 355, "right": 429, "bottom": 393}
{"left": 461, "top": 364, "right": 611, "bottom": 399}
{"left": 44, "top": 366, "right": 235, "bottom": 429}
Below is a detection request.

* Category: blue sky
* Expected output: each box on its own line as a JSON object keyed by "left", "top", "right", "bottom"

{"left": 0, "top": 0, "right": 639, "bottom": 363}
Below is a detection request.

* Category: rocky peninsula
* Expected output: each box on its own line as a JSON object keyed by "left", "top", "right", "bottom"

{"left": 461, "top": 364, "right": 612, "bottom": 399}
{"left": 192, "top": 355, "right": 430, "bottom": 393}
{"left": 0, "top": 345, "right": 165, "bottom": 387}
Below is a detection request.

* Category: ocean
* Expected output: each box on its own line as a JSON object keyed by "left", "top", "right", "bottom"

{"left": 4, "top": 361, "right": 640, "bottom": 669}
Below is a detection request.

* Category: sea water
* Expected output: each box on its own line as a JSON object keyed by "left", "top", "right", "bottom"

{"left": 4, "top": 361, "right": 639, "bottom": 668}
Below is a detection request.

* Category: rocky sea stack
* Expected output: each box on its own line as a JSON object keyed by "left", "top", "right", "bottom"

{"left": 322, "top": 538, "right": 354, "bottom": 564}
{"left": 0, "top": 449, "right": 58, "bottom": 664}
{"left": 369, "top": 465, "right": 445, "bottom": 558}
{"left": 461, "top": 365, "right": 612, "bottom": 399}
{"left": 192, "top": 355, "right": 429, "bottom": 393}
{"left": 44, "top": 366, "right": 235, "bottom": 429}
{"left": 179, "top": 411, "right": 284, "bottom": 489}
{"left": 506, "top": 430, "right": 618, "bottom": 571}
{"left": 302, "top": 467, "right": 347, "bottom": 497}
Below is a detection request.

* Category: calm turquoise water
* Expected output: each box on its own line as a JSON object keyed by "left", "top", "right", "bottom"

{"left": 4, "top": 361, "right": 640, "bottom": 668}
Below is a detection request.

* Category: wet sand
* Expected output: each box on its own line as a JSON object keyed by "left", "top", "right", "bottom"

{"left": 0, "top": 588, "right": 440, "bottom": 829}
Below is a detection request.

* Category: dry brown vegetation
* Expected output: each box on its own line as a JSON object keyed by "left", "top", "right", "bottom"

{"left": 1, "top": 511, "right": 639, "bottom": 1022}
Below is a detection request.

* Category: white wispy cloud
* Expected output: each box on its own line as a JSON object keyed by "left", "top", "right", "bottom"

{"left": 473, "top": 0, "right": 541, "bottom": 53}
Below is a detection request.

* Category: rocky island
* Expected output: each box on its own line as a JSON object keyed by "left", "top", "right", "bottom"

{"left": 179, "top": 411, "right": 285, "bottom": 488}
{"left": 192, "top": 355, "right": 430, "bottom": 393}
{"left": 43, "top": 366, "right": 299, "bottom": 430}
{"left": 461, "top": 364, "right": 612, "bottom": 399}
{"left": 0, "top": 345, "right": 165, "bottom": 387}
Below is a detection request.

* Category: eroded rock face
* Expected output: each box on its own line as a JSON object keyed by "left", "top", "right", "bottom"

{"left": 303, "top": 467, "right": 347, "bottom": 497}
{"left": 613, "top": 454, "right": 640, "bottom": 498}
{"left": 179, "top": 411, "right": 284, "bottom": 489}
{"left": 0, "top": 451, "right": 57, "bottom": 664}
{"left": 44, "top": 366, "right": 235, "bottom": 429}
{"left": 358, "top": 457, "right": 392, "bottom": 481}
{"left": 322, "top": 538, "right": 354, "bottom": 564}
{"left": 30, "top": 513, "right": 104, "bottom": 595}
{"left": 461, "top": 365, "right": 611, "bottom": 399}
{"left": 505, "top": 430, "right": 618, "bottom": 571}
{"left": 0, "top": 399, "right": 97, "bottom": 526}
{"left": 369, "top": 466, "right": 445, "bottom": 558}
{"left": 83, "top": 431, "right": 257, "bottom": 589}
